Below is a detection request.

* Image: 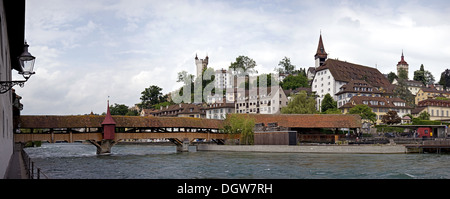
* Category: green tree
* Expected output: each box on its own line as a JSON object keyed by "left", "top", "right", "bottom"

{"left": 417, "top": 111, "right": 430, "bottom": 120}
{"left": 139, "top": 85, "right": 165, "bottom": 109}
{"left": 152, "top": 101, "right": 175, "bottom": 110}
{"left": 177, "top": 70, "right": 195, "bottom": 84}
{"left": 280, "top": 74, "right": 309, "bottom": 90}
{"left": 438, "top": 69, "right": 450, "bottom": 89}
{"left": 393, "top": 78, "right": 415, "bottom": 107}
{"left": 381, "top": 110, "right": 402, "bottom": 125}
{"left": 414, "top": 64, "right": 435, "bottom": 85}
{"left": 281, "top": 90, "right": 317, "bottom": 114}
{"left": 229, "top": 55, "right": 258, "bottom": 76}
{"left": 275, "top": 56, "right": 295, "bottom": 75}
{"left": 347, "top": 104, "right": 377, "bottom": 124}
{"left": 387, "top": 72, "right": 398, "bottom": 83}
{"left": 321, "top": 93, "right": 337, "bottom": 113}
{"left": 110, "top": 103, "right": 130, "bottom": 115}
{"left": 223, "top": 114, "right": 255, "bottom": 145}
{"left": 398, "top": 68, "right": 408, "bottom": 80}
{"left": 125, "top": 109, "right": 139, "bottom": 116}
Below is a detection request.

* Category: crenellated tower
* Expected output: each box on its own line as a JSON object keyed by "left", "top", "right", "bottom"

{"left": 195, "top": 54, "right": 209, "bottom": 78}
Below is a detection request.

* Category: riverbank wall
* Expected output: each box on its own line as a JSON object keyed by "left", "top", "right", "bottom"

{"left": 197, "top": 144, "right": 407, "bottom": 154}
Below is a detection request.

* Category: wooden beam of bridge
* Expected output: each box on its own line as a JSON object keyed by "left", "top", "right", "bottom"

{"left": 14, "top": 132, "right": 238, "bottom": 143}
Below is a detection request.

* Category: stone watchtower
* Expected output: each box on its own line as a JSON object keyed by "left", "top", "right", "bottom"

{"left": 397, "top": 51, "right": 409, "bottom": 79}
{"left": 195, "top": 54, "right": 208, "bottom": 78}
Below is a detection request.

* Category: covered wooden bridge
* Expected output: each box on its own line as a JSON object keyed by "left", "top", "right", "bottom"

{"left": 14, "top": 115, "right": 234, "bottom": 152}
{"left": 14, "top": 113, "right": 362, "bottom": 153}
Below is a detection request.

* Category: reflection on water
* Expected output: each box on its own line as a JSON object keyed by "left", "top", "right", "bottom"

{"left": 24, "top": 143, "right": 450, "bottom": 179}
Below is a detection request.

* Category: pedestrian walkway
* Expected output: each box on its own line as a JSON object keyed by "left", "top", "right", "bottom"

{"left": 5, "top": 143, "right": 28, "bottom": 179}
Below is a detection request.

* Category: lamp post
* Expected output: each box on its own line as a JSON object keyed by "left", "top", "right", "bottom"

{"left": 0, "top": 41, "right": 36, "bottom": 94}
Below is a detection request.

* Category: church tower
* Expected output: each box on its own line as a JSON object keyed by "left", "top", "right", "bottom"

{"left": 195, "top": 54, "right": 209, "bottom": 78}
{"left": 397, "top": 51, "right": 409, "bottom": 79}
{"left": 314, "top": 33, "right": 328, "bottom": 68}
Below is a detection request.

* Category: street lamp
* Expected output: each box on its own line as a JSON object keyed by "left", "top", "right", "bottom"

{"left": 0, "top": 41, "right": 36, "bottom": 94}
{"left": 18, "top": 41, "right": 36, "bottom": 80}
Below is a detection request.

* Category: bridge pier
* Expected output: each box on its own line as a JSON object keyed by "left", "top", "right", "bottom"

{"left": 88, "top": 139, "right": 117, "bottom": 155}
{"left": 169, "top": 138, "right": 192, "bottom": 152}
{"left": 177, "top": 138, "right": 191, "bottom": 152}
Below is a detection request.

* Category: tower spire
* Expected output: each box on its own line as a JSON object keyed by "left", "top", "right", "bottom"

{"left": 314, "top": 33, "right": 328, "bottom": 68}
{"left": 397, "top": 50, "right": 409, "bottom": 79}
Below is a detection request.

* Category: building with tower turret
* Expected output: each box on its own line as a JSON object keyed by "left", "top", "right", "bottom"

{"left": 195, "top": 54, "right": 208, "bottom": 78}
{"left": 314, "top": 34, "right": 328, "bottom": 68}
{"left": 397, "top": 51, "right": 409, "bottom": 79}
{"left": 311, "top": 33, "right": 392, "bottom": 111}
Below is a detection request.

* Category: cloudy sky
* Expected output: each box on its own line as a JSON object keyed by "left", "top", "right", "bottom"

{"left": 15, "top": 0, "right": 450, "bottom": 115}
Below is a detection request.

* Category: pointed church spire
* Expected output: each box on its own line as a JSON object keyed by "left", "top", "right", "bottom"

{"left": 314, "top": 33, "right": 328, "bottom": 68}
{"left": 398, "top": 50, "right": 408, "bottom": 65}
{"left": 315, "top": 33, "right": 327, "bottom": 58}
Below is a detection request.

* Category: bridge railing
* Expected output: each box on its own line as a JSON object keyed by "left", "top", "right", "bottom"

{"left": 21, "top": 145, "right": 49, "bottom": 179}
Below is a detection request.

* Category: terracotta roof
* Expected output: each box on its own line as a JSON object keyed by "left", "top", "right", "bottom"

{"left": 411, "top": 107, "right": 426, "bottom": 115}
{"left": 417, "top": 99, "right": 450, "bottom": 107}
{"left": 339, "top": 96, "right": 413, "bottom": 109}
{"left": 420, "top": 87, "right": 450, "bottom": 95}
{"left": 153, "top": 103, "right": 205, "bottom": 117}
{"left": 397, "top": 52, "right": 408, "bottom": 65}
{"left": 403, "top": 79, "right": 424, "bottom": 87}
{"left": 18, "top": 115, "right": 223, "bottom": 129}
{"left": 246, "top": 114, "right": 361, "bottom": 128}
{"left": 140, "top": 108, "right": 159, "bottom": 116}
{"left": 205, "top": 102, "right": 235, "bottom": 109}
{"left": 316, "top": 59, "right": 391, "bottom": 89}
{"left": 335, "top": 79, "right": 382, "bottom": 95}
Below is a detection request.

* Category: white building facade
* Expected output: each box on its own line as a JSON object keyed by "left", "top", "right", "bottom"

{"left": 1, "top": 0, "right": 25, "bottom": 178}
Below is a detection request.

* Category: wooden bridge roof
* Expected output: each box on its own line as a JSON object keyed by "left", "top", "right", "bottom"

{"left": 17, "top": 114, "right": 361, "bottom": 130}
{"left": 248, "top": 114, "right": 362, "bottom": 128}
{"left": 17, "top": 115, "right": 224, "bottom": 129}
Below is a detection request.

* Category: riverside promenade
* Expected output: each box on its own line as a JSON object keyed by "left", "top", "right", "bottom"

{"left": 197, "top": 144, "right": 407, "bottom": 154}
{"left": 5, "top": 143, "right": 28, "bottom": 179}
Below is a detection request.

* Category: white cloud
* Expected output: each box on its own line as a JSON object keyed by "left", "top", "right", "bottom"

{"left": 16, "top": 0, "right": 450, "bottom": 115}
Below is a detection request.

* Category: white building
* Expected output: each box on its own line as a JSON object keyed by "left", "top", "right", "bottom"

{"left": 1, "top": 0, "right": 26, "bottom": 178}
{"left": 235, "top": 86, "right": 288, "bottom": 114}
{"left": 205, "top": 103, "right": 235, "bottom": 120}
{"left": 392, "top": 79, "right": 424, "bottom": 96}
{"left": 335, "top": 80, "right": 383, "bottom": 108}
{"left": 310, "top": 34, "right": 392, "bottom": 111}
{"left": 214, "top": 68, "right": 233, "bottom": 89}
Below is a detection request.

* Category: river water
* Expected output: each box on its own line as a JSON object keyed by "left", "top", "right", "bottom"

{"left": 24, "top": 143, "right": 450, "bottom": 179}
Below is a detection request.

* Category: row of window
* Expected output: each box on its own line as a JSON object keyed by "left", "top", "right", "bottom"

{"left": 430, "top": 109, "right": 450, "bottom": 117}
{"left": 363, "top": 100, "right": 386, "bottom": 106}
{"left": 314, "top": 82, "right": 331, "bottom": 88}
{"left": 206, "top": 108, "right": 233, "bottom": 114}
{"left": 338, "top": 93, "right": 381, "bottom": 100}
{"left": 353, "top": 87, "right": 373, "bottom": 92}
